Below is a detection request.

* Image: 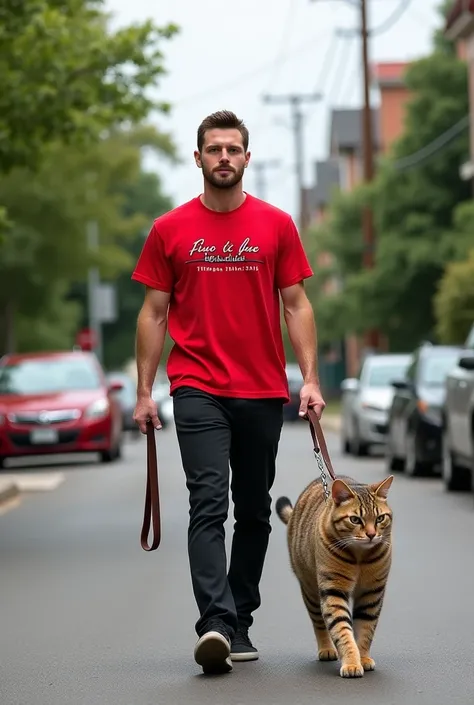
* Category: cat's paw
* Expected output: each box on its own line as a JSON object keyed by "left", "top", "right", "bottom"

{"left": 318, "top": 648, "right": 338, "bottom": 661}
{"left": 361, "top": 656, "right": 375, "bottom": 671}
{"left": 340, "top": 662, "right": 364, "bottom": 678}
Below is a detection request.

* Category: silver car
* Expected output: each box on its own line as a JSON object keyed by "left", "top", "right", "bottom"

{"left": 341, "top": 353, "right": 411, "bottom": 456}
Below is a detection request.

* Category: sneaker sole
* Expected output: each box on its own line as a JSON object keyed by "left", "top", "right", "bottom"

{"left": 230, "top": 651, "right": 259, "bottom": 662}
{"left": 194, "top": 631, "right": 232, "bottom": 674}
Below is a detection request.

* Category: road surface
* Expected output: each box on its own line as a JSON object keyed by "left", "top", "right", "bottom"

{"left": 1, "top": 422, "right": 474, "bottom": 705}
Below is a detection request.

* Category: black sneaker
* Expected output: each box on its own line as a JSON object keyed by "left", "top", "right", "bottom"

{"left": 230, "top": 627, "right": 259, "bottom": 662}
{"left": 194, "top": 623, "right": 232, "bottom": 675}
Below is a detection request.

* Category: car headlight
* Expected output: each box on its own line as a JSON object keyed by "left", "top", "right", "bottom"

{"left": 84, "top": 398, "right": 110, "bottom": 419}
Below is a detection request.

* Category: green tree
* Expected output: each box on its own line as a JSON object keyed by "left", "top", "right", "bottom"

{"left": 101, "top": 171, "right": 174, "bottom": 370}
{"left": 434, "top": 250, "right": 474, "bottom": 345}
{"left": 0, "top": 125, "right": 177, "bottom": 353}
{"left": 309, "top": 6, "right": 470, "bottom": 351}
{"left": 0, "top": 0, "right": 178, "bottom": 173}
{"left": 434, "top": 203, "right": 474, "bottom": 344}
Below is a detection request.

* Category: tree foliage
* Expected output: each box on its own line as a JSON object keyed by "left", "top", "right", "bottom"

{"left": 0, "top": 0, "right": 178, "bottom": 172}
{"left": 308, "top": 9, "right": 470, "bottom": 352}
{"left": 0, "top": 126, "right": 177, "bottom": 353}
{"left": 434, "top": 249, "right": 474, "bottom": 345}
{"left": 434, "top": 201, "right": 474, "bottom": 344}
{"left": 0, "top": 0, "right": 179, "bottom": 354}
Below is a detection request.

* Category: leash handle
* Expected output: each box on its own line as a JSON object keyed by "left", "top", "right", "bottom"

{"left": 306, "top": 407, "right": 337, "bottom": 480}
{"left": 140, "top": 421, "right": 161, "bottom": 551}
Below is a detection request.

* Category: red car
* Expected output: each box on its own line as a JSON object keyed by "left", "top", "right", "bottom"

{"left": 0, "top": 350, "right": 124, "bottom": 468}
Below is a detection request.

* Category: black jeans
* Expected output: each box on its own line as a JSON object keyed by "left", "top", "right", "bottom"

{"left": 172, "top": 386, "right": 284, "bottom": 640}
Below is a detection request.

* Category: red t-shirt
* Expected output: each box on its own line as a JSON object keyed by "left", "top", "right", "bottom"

{"left": 131, "top": 193, "right": 313, "bottom": 401}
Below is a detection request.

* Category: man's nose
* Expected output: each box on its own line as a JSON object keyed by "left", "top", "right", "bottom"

{"left": 219, "top": 151, "right": 230, "bottom": 162}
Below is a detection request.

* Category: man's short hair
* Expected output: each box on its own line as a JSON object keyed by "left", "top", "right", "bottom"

{"left": 197, "top": 110, "right": 249, "bottom": 152}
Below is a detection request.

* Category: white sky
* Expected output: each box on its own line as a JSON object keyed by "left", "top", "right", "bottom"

{"left": 105, "top": 0, "right": 441, "bottom": 220}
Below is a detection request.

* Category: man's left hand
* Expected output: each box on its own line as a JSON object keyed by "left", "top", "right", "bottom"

{"left": 299, "top": 382, "right": 326, "bottom": 420}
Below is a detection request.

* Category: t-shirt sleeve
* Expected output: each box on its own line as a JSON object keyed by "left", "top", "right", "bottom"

{"left": 275, "top": 216, "right": 313, "bottom": 290}
{"left": 131, "top": 223, "right": 174, "bottom": 293}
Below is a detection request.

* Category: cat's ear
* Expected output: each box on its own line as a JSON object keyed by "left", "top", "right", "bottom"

{"left": 331, "top": 479, "right": 356, "bottom": 505}
{"left": 370, "top": 475, "right": 394, "bottom": 499}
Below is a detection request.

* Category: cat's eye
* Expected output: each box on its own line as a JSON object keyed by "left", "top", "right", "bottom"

{"left": 376, "top": 514, "right": 386, "bottom": 523}
{"left": 350, "top": 516, "right": 363, "bottom": 525}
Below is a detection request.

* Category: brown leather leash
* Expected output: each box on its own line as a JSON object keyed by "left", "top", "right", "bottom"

{"left": 306, "top": 407, "right": 337, "bottom": 501}
{"left": 140, "top": 407, "right": 337, "bottom": 551}
{"left": 140, "top": 421, "right": 161, "bottom": 551}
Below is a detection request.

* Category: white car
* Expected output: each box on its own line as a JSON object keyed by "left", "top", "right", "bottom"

{"left": 151, "top": 369, "right": 174, "bottom": 427}
{"left": 340, "top": 353, "right": 411, "bottom": 456}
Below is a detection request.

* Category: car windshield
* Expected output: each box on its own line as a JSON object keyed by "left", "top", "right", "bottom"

{"left": 420, "top": 352, "right": 460, "bottom": 387}
{"left": 0, "top": 357, "right": 102, "bottom": 395}
{"left": 365, "top": 361, "right": 409, "bottom": 387}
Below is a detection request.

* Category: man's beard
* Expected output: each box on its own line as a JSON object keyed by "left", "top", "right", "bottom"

{"left": 202, "top": 164, "right": 245, "bottom": 189}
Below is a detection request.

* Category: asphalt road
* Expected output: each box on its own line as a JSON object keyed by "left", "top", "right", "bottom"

{"left": 1, "top": 422, "right": 474, "bottom": 705}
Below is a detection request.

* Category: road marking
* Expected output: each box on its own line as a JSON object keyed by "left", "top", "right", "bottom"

{"left": 0, "top": 495, "right": 22, "bottom": 516}
{"left": 1, "top": 473, "right": 65, "bottom": 492}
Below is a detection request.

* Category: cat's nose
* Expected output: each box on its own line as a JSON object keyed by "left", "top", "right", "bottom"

{"left": 366, "top": 530, "right": 376, "bottom": 541}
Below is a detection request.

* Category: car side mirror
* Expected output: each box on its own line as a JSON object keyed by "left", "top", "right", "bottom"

{"left": 341, "top": 378, "right": 359, "bottom": 392}
{"left": 391, "top": 379, "right": 409, "bottom": 390}
{"left": 459, "top": 355, "right": 474, "bottom": 372}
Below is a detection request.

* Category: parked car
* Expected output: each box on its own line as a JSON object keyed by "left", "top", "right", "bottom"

{"left": 340, "top": 353, "right": 411, "bottom": 456}
{"left": 284, "top": 363, "right": 303, "bottom": 421}
{"left": 105, "top": 371, "right": 139, "bottom": 434}
{"left": 442, "top": 324, "right": 474, "bottom": 492}
{"left": 385, "top": 343, "right": 462, "bottom": 476}
{"left": 0, "top": 350, "right": 124, "bottom": 467}
{"left": 151, "top": 368, "right": 174, "bottom": 427}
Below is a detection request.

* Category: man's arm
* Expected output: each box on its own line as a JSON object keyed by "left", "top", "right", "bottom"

{"left": 134, "top": 286, "right": 171, "bottom": 431}
{"left": 281, "top": 281, "right": 319, "bottom": 384}
{"left": 280, "top": 281, "right": 325, "bottom": 417}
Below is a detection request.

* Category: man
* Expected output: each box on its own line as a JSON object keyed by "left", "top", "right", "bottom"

{"left": 132, "top": 110, "right": 325, "bottom": 675}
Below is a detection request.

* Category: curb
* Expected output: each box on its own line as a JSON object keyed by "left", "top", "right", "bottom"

{"left": 0, "top": 481, "right": 20, "bottom": 506}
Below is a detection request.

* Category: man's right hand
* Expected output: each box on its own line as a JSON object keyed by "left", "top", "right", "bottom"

{"left": 133, "top": 395, "right": 162, "bottom": 434}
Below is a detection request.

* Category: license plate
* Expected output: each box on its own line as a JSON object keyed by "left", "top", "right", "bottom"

{"left": 30, "top": 428, "right": 59, "bottom": 444}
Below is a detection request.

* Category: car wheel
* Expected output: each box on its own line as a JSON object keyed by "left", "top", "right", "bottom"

{"left": 341, "top": 434, "right": 350, "bottom": 454}
{"left": 100, "top": 438, "right": 122, "bottom": 463}
{"left": 405, "top": 430, "right": 432, "bottom": 477}
{"left": 385, "top": 432, "right": 404, "bottom": 472}
{"left": 442, "top": 428, "right": 471, "bottom": 492}
{"left": 350, "top": 421, "right": 369, "bottom": 457}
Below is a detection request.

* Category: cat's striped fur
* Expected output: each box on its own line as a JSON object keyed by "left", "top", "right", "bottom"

{"left": 276, "top": 474, "right": 393, "bottom": 678}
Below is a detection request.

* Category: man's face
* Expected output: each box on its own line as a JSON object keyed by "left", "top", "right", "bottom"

{"left": 195, "top": 128, "right": 250, "bottom": 189}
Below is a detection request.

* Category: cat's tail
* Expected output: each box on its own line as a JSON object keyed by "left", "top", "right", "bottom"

{"left": 275, "top": 496, "right": 293, "bottom": 525}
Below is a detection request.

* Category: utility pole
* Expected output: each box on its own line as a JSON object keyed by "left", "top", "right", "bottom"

{"left": 87, "top": 219, "right": 103, "bottom": 364}
{"left": 250, "top": 159, "right": 281, "bottom": 200}
{"left": 360, "top": 0, "right": 379, "bottom": 350}
{"left": 262, "top": 92, "right": 321, "bottom": 231}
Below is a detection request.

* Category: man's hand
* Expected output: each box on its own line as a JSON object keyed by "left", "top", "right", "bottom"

{"left": 133, "top": 395, "right": 162, "bottom": 434}
{"left": 299, "top": 382, "right": 326, "bottom": 420}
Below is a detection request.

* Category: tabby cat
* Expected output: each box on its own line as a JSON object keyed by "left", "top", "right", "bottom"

{"left": 276, "top": 474, "right": 393, "bottom": 678}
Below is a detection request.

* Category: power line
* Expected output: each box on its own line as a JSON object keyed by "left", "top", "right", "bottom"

{"left": 370, "top": 0, "right": 412, "bottom": 35}
{"left": 393, "top": 115, "right": 469, "bottom": 171}
{"left": 173, "top": 30, "right": 329, "bottom": 107}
